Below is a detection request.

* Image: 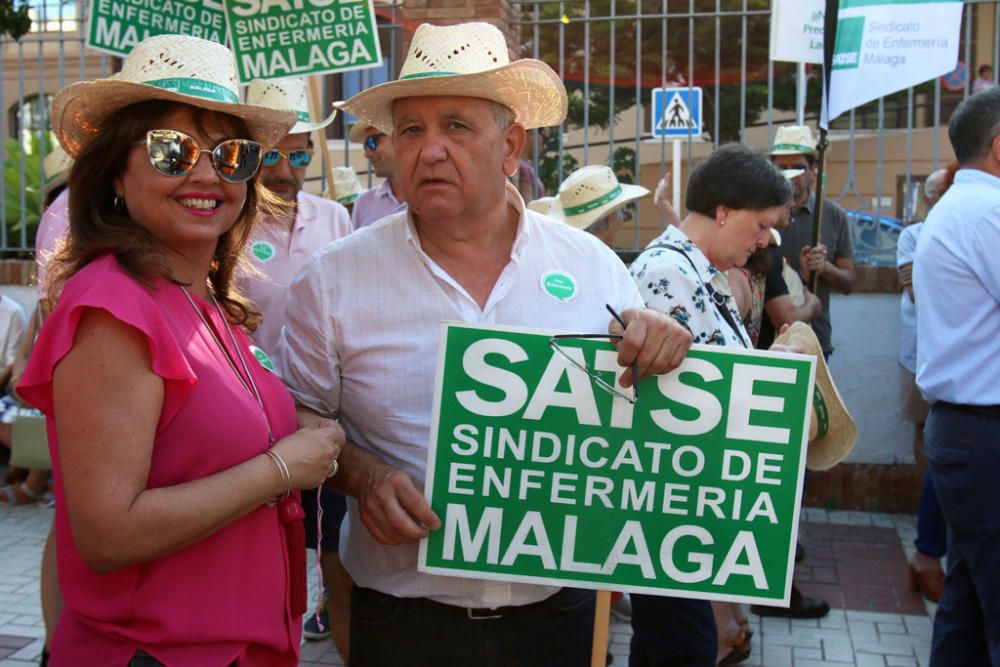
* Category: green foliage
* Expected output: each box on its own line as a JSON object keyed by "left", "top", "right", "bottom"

{"left": 523, "top": 0, "right": 783, "bottom": 190}
{"left": 3, "top": 134, "right": 45, "bottom": 249}
{"left": 0, "top": 0, "right": 31, "bottom": 41}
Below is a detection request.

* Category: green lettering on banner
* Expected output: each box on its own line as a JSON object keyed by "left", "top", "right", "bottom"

{"left": 87, "top": 0, "right": 228, "bottom": 57}
{"left": 221, "top": 0, "right": 383, "bottom": 83}
{"left": 418, "top": 323, "right": 816, "bottom": 605}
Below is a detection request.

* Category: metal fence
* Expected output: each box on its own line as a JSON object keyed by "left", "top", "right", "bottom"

{"left": 1, "top": 0, "right": 997, "bottom": 260}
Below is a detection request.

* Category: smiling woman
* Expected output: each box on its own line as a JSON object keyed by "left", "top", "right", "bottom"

{"left": 16, "top": 34, "right": 345, "bottom": 667}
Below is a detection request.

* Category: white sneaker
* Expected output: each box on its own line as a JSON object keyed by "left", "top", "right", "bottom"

{"left": 610, "top": 593, "right": 632, "bottom": 621}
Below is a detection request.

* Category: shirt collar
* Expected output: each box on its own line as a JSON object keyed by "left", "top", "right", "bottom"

{"left": 658, "top": 226, "right": 720, "bottom": 281}
{"left": 374, "top": 178, "right": 400, "bottom": 203}
{"left": 403, "top": 181, "right": 529, "bottom": 261}
{"left": 955, "top": 167, "right": 1000, "bottom": 186}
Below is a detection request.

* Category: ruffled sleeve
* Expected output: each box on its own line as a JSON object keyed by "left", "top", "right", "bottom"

{"left": 18, "top": 256, "right": 197, "bottom": 432}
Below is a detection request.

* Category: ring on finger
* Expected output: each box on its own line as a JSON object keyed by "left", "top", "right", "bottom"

{"left": 327, "top": 458, "right": 339, "bottom": 478}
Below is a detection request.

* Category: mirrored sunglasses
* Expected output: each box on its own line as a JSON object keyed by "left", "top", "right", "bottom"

{"left": 262, "top": 149, "right": 314, "bottom": 169}
{"left": 363, "top": 133, "right": 385, "bottom": 152}
{"left": 137, "top": 129, "right": 262, "bottom": 184}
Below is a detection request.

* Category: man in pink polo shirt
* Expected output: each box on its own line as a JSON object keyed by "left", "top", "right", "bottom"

{"left": 243, "top": 77, "right": 354, "bottom": 660}
{"left": 348, "top": 122, "right": 407, "bottom": 230}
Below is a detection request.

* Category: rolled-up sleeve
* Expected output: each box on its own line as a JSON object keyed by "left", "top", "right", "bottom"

{"left": 274, "top": 253, "right": 342, "bottom": 417}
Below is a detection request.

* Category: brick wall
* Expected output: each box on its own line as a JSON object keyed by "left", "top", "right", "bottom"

{"left": 401, "top": 0, "right": 518, "bottom": 54}
{"left": 805, "top": 463, "right": 921, "bottom": 513}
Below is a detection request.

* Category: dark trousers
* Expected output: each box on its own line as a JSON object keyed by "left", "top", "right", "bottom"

{"left": 629, "top": 594, "right": 716, "bottom": 667}
{"left": 350, "top": 586, "right": 595, "bottom": 667}
{"left": 915, "top": 469, "right": 948, "bottom": 558}
{"left": 926, "top": 403, "right": 1000, "bottom": 666}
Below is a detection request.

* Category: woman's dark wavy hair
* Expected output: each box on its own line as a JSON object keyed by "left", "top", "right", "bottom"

{"left": 686, "top": 143, "right": 792, "bottom": 218}
{"left": 48, "top": 100, "right": 283, "bottom": 330}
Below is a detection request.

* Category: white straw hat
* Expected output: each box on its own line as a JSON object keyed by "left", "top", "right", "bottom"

{"left": 527, "top": 195, "right": 560, "bottom": 217}
{"left": 52, "top": 34, "right": 296, "bottom": 157}
{"left": 339, "top": 22, "right": 567, "bottom": 134}
{"left": 549, "top": 165, "right": 649, "bottom": 230}
{"left": 773, "top": 322, "right": 857, "bottom": 471}
{"left": 38, "top": 143, "right": 73, "bottom": 196}
{"left": 770, "top": 125, "right": 818, "bottom": 155}
{"left": 332, "top": 166, "right": 365, "bottom": 204}
{"left": 246, "top": 77, "right": 336, "bottom": 134}
{"left": 348, "top": 121, "right": 378, "bottom": 144}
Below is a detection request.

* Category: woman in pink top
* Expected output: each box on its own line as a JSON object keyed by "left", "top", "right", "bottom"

{"left": 18, "top": 34, "right": 344, "bottom": 666}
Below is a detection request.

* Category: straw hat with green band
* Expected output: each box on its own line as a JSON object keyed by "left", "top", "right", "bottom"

{"left": 52, "top": 34, "right": 296, "bottom": 158}
{"left": 526, "top": 195, "right": 561, "bottom": 217}
{"left": 770, "top": 125, "right": 818, "bottom": 156}
{"left": 338, "top": 22, "right": 568, "bottom": 135}
{"left": 332, "top": 166, "right": 365, "bottom": 205}
{"left": 548, "top": 165, "right": 649, "bottom": 230}
{"left": 773, "top": 322, "right": 857, "bottom": 471}
{"left": 246, "top": 77, "right": 337, "bottom": 135}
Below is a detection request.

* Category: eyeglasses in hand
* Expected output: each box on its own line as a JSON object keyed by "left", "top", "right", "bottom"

{"left": 547, "top": 305, "right": 639, "bottom": 404}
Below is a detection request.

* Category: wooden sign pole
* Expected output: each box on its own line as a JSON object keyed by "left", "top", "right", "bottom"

{"left": 307, "top": 75, "right": 336, "bottom": 198}
{"left": 591, "top": 590, "right": 612, "bottom": 667}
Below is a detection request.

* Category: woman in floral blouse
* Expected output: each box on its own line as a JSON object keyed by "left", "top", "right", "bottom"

{"left": 627, "top": 143, "right": 792, "bottom": 666}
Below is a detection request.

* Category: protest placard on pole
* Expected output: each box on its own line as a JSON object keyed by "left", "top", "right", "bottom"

{"left": 822, "top": 0, "right": 963, "bottom": 128}
{"left": 223, "top": 0, "right": 383, "bottom": 84}
{"left": 419, "top": 323, "right": 816, "bottom": 606}
{"left": 770, "top": 0, "right": 825, "bottom": 65}
{"left": 87, "top": 0, "right": 227, "bottom": 56}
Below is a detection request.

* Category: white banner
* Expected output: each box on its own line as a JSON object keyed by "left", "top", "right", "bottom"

{"left": 770, "top": 0, "right": 825, "bottom": 64}
{"left": 822, "top": 0, "right": 963, "bottom": 128}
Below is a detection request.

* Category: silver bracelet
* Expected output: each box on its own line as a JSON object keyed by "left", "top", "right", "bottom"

{"left": 263, "top": 449, "right": 291, "bottom": 505}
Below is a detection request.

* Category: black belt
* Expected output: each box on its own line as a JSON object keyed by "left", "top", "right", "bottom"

{"left": 357, "top": 586, "right": 576, "bottom": 621}
{"left": 936, "top": 401, "right": 1000, "bottom": 419}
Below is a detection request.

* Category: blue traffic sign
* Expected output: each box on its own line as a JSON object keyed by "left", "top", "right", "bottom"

{"left": 652, "top": 87, "right": 703, "bottom": 138}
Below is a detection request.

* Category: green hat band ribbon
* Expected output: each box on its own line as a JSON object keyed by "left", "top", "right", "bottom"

{"left": 144, "top": 78, "right": 238, "bottom": 104}
{"left": 812, "top": 386, "right": 830, "bottom": 440}
{"left": 772, "top": 142, "right": 814, "bottom": 152}
{"left": 563, "top": 185, "right": 623, "bottom": 217}
{"left": 295, "top": 111, "right": 311, "bottom": 122}
{"left": 400, "top": 71, "right": 461, "bottom": 80}
{"left": 338, "top": 193, "right": 360, "bottom": 204}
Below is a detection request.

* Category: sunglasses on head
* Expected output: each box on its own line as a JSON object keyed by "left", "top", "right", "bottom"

{"left": 363, "top": 133, "right": 385, "bottom": 152}
{"left": 136, "top": 129, "right": 263, "bottom": 184}
{"left": 262, "top": 148, "right": 314, "bottom": 169}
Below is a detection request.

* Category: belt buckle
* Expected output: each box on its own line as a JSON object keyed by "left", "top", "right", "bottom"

{"left": 466, "top": 607, "right": 504, "bottom": 620}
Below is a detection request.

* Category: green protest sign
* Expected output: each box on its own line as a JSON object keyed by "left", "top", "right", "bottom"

{"left": 87, "top": 0, "right": 227, "bottom": 57}
{"left": 419, "top": 323, "right": 815, "bottom": 605}
{"left": 223, "top": 0, "right": 382, "bottom": 83}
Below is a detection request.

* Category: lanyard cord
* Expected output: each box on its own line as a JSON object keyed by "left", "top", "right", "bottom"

{"left": 179, "top": 285, "right": 276, "bottom": 444}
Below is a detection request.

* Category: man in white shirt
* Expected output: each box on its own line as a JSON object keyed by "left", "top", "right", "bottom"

{"left": 276, "top": 22, "right": 691, "bottom": 666}
{"left": 914, "top": 86, "right": 1000, "bottom": 666}
{"left": 242, "top": 77, "right": 354, "bottom": 657}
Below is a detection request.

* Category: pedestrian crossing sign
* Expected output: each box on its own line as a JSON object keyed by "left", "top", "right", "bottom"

{"left": 652, "top": 87, "right": 703, "bottom": 138}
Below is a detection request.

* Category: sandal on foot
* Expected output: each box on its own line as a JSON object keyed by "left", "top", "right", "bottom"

{"left": 0, "top": 482, "right": 43, "bottom": 505}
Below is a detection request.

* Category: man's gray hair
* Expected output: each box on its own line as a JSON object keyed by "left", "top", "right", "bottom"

{"left": 488, "top": 101, "right": 515, "bottom": 131}
{"left": 585, "top": 217, "right": 611, "bottom": 235}
{"left": 924, "top": 168, "right": 949, "bottom": 204}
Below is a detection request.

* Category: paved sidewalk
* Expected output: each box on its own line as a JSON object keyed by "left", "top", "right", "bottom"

{"left": 0, "top": 503, "right": 935, "bottom": 666}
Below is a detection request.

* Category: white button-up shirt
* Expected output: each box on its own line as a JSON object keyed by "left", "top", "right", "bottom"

{"left": 915, "top": 168, "right": 1000, "bottom": 405}
{"left": 241, "top": 191, "right": 353, "bottom": 355}
{"left": 895, "top": 222, "right": 921, "bottom": 373}
{"left": 275, "top": 183, "right": 643, "bottom": 608}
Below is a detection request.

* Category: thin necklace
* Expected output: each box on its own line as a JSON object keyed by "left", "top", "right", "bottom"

{"left": 179, "top": 284, "right": 275, "bottom": 444}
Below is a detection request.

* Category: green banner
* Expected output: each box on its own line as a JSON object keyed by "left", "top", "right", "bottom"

{"left": 418, "top": 323, "right": 815, "bottom": 605}
{"left": 223, "top": 0, "right": 383, "bottom": 84}
{"left": 87, "top": 0, "right": 227, "bottom": 57}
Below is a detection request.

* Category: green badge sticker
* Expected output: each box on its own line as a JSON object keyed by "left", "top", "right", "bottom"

{"left": 541, "top": 270, "right": 577, "bottom": 302}
{"left": 251, "top": 241, "right": 275, "bottom": 263}
{"left": 250, "top": 345, "right": 275, "bottom": 372}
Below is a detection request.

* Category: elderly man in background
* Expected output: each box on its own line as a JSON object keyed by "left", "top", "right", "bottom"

{"left": 243, "top": 77, "right": 355, "bottom": 658}
{"left": 914, "top": 87, "right": 1000, "bottom": 666}
{"left": 896, "top": 167, "right": 951, "bottom": 603}
{"left": 549, "top": 165, "right": 648, "bottom": 248}
{"left": 276, "top": 21, "right": 692, "bottom": 666}
{"left": 348, "top": 120, "right": 407, "bottom": 229}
